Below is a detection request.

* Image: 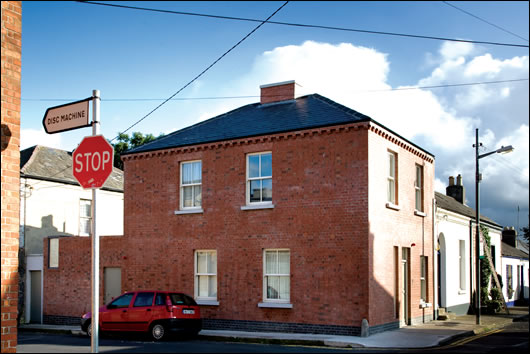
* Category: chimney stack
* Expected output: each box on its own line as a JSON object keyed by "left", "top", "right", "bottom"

{"left": 502, "top": 227, "right": 518, "bottom": 248}
{"left": 446, "top": 174, "right": 466, "bottom": 204}
{"left": 260, "top": 80, "right": 296, "bottom": 105}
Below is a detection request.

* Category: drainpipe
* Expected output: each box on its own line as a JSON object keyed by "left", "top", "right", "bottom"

{"left": 432, "top": 197, "right": 437, "bottom": 320}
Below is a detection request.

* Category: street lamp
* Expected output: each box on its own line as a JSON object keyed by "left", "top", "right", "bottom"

{"left": 474, "top": 128, "right": 514, "bottom": 325}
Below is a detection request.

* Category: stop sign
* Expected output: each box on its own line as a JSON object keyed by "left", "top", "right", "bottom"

{"left": 73, "top": 135, "right": 114, "bottom": 189}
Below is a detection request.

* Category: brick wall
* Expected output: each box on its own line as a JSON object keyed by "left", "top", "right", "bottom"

{"left": 42, "top": 120, "right": 434, "bottom": 334}
{"left": 1, "top": 1, "right": 22, "bottom": 352}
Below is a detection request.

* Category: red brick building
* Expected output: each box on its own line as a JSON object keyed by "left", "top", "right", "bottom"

{"left": 43, "top": 81, "right": 435, "bottom": 335}
{"left": 1, "top": 1, "right": 22, "bottom": 352}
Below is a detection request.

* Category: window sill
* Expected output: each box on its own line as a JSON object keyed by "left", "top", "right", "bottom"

{"left": 458, "top": 290, "right": 467, "bottom": 295}
{"left": 174, "top": 209, "right": 203, "bottom": 215}
{"left": 414, "top": 210, "right": 427, "bottom": 217}
{"left": 419, "top": 301, "right": 432, "bottom": 309}
{"left": 241, "top": 204, "right": 275, "bottom": 211}
{"left": 258, "top": 302, "right": 293, "bottom": 309}
{"left": 386, "top": 202, "right": 401, "bottom": 211}
{"left": 196, "top": 300, "right": 219, "bottom": 306}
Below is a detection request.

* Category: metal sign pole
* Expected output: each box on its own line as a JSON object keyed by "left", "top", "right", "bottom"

{"left": 91, "top": 89, "right": 100, "bottom": 353}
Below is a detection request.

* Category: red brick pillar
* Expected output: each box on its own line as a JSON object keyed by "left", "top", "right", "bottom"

{"left": 1, "top": 1, "right": 22, "bottom": 352}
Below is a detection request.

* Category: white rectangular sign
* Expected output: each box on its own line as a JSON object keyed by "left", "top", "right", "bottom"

{"left": 43, "top": 98, "right": 91, "bottom": 134}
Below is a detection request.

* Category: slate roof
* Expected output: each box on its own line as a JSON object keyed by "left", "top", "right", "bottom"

{"left": 502, "top": 241, "right": 529, "bottom": 260}
{"left": 125, "top": 93, "right": 434, "bottom": 157}
{"left": 435, "top": 191, "right": 501, "bottom": 228}
{"left": 20, "top": 145, "right": 123, "bottom": 192}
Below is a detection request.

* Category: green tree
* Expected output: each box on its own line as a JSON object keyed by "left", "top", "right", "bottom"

{"left": 111, "top": 132, "right": 163, "bottom": 169}
{"left": 521, "top": 226, "right": 529, "bottom": 244}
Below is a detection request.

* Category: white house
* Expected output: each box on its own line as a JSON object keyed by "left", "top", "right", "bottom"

{"left": 500, "top": 227, "right": 529, "bottom": 306}
{"left": 19, "top": 145, "right": 124, "bottom": 324}
{"left": 435, "top": 175, "right": 502, "bottom": 316}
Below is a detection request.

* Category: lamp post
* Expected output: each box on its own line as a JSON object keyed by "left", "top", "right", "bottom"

{"left": 474, "top": 128, "right": 514, "bottom": 325}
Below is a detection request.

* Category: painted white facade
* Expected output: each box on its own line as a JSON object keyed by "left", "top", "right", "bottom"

{"left": 435, "top": 208, "right": 502, "bottom": 315}
{"left": 501, "top": 255, "right": 529, "bottom": 306}
{"left": 20, "top": 177, "right": 123, "bottom": 323}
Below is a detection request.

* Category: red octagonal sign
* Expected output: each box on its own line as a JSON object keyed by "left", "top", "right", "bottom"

{"left": 73, "top": 135, "right": 114, "bottom": 189}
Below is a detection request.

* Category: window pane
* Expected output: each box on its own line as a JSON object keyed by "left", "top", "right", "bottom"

{"left": 267, "top": 276, "right": 280, "bottom": 299}
{"left": 280, "top": 276, "right": 290, "bottom": 300}
{"left": 416, "top": 166, "right": 421, "bottom": 187}
{"left": 208, "top": 275, "right": 217, "bottom": 298}
{"left": 266, "top": 251, "right": 277, "bottom": 274}
{"left": 388, "top": 153, "right": 395, "bottom": 178}
{"left": 134, "top": 292, "right": 154, "bottom": 307}
{"left": 260, "top": 153, "right": 272, "bottom": 177}
{"left": 278, "top": 251, "right": 289, "bottom": 274}
{"left": 182, "top": 163, "right": 192, "bottom": 184}
{"left": 198, "top": 276, "right": 209, "bottom": 297}
{"left": 388, "top": 179, "right": 395, "bottom": 203}
{"left": 262, "top": 179, "right": 272, "bottom": 202}
{"left": 80, "top": 218, "right": 91, "bottom": 235}
{"left": 415, "top": 189, "right": 422, "bottom": 210}
{"left": 250, "top": 180, "right": 261, "bottom": 203}
{"left": 197, "top": 252, "right": 207, "bottom": 273}
{"left": 193, "top": 185, "right": 202, "bottom": 207}
{"left": 207, "top": 252, "right": 217, "bottom": 274}
{"left": 248, "top": 155, "right": 260, "bottom": 178}
{"left": 183, "top": 186, "right": 193, "bottom": 207}
{"left": 80, "top": 200, "right": 91, "bottom": 217}
{"left": 192, "top": 162, "right": 202, "bottom": 184}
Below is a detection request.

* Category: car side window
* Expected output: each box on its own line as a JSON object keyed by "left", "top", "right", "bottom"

{"left": 155, "top": 293, "right": 166, "bottom": 306}
{"left": 169, "top": 293, "right": 198, "bottom": 306}
{"left": 109, "top": 293, "right": 134, "bottom": 309}
{"left": 133, "top": 292, "right": 155, "bottom": 307}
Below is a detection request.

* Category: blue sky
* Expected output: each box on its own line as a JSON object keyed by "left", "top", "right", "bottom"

{"left": 21, "top": 1, "right": 529, "bottom": 229}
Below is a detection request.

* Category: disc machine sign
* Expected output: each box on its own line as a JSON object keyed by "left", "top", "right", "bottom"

{"left": 42, "top": 98, "right": 92, "bottom": 134}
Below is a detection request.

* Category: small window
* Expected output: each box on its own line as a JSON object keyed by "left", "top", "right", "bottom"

{"left": 264, "top": 249, "right": 290, "bottom": 302}
{"left": 133, "top": 292, "right": 154, "bottom": 307}
{"left": 109, "top": 293, "right": 134, "bottom": 309}
{"left": 195, "top": 250, "right": 217, "bottom": 300}
{"left": 180, "top": 161, "right": 202, "bottom": 209}
{"left": 79, "top": 199, "right": 92, "bottom": 236}
{"left": 49, "top": 238, "right": 59, "bottom": 268}
{"left": 247, "top": 152, "right": 272, "bottom": 204}
{"left": 420, "top": 256, "right": 428, "bottom": 302}
{"left": 415, "top": 165, "right": 423, "bottom": 212}
{"left": 507, "top": 265, "right": 513, "bottom": 298}
{"left": 387, "top": 152, "right": 397, "bottom": 204}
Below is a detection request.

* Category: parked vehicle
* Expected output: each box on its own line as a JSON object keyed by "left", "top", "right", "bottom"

{"left": 81, "top": 291, "right": 202, "bottom": 341}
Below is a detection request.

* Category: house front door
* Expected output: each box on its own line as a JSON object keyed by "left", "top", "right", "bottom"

{"left": 401, "top": 248, "right": 410, "bottom": 326}
{"left": 104, "top": 267, "right": 122, "bottom": 305}
{"left": 30, "top": 270, "right": 42, "bottom": 323}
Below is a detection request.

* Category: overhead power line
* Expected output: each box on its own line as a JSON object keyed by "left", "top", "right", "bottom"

{"left": 443, "top": 1, "right": 529, "bottom": 43}
{"left": 21, "top": 78, "right": 529, "bottom": 102}
{"left": 77, "top": 1, "right": 529, "bottom": 48}
{"left": 110, "top": 1, "right": 289, "bottom": 141}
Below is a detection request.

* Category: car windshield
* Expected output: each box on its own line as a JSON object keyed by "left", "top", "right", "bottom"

{"left": 169, "top": 293, "right": 197, "bottom": 306}
{"left": 109, "top": 293, "right": 134, "bottom": 308}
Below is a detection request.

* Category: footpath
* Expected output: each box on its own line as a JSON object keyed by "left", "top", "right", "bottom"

{"left": 19, "top": 306, "right": 529, "bottom": 349}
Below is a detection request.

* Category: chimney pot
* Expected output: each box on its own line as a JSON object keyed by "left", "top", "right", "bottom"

{"left": 449, "top": 176, "right": 455, "bottom": 186}
{"left": 457, "top": 174, "right": 463, "bottom": 186}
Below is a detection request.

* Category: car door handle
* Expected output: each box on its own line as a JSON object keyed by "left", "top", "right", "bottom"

{"left": 122, "top": 310, "right": 127, "bottom": 313}
{"left": 146, "top": 309, "right": 151, "bottom": 312}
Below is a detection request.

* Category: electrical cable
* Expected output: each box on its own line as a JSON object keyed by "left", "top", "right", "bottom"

{"left": 21, "top": 78, "right": 529, "bottom": 102}
{"left": 443, "top": 1, "right": 528, "bottom": 43}
{"left": 110, "top": 1, "right": 289, "bottom": 142}
{"left": 76, "top": 1, "right": 529, "bottom": 48}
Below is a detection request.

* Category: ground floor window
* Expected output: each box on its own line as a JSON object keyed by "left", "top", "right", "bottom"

{"left": 264, "top": 249, "right": 290, "bottom": 302}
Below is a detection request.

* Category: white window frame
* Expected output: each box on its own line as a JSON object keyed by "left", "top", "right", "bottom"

{"left": 459, "top": 240, "right": 466, "bottom": 291}
{"left": 263, "top": 249, "right": 290, "bottom": 303}
{"left": 79, "top": 199, "right": 92, "bottom": 236}
{"left": 194, "top": 250, "right": 217, "bottom": 303}
{"left": 387, "top": 151, "right": 397, "bottom": 205}
{"left": 180, "top": 160, "right": 202, "bottom": 210}
{"left": 415, "top": 164, "right": 423, "bottom": 212}
{"left": 49, "top": 237, "right": 59, "bottom": 268}
{"left": 420, "top": 256, "right": 427, "bottom": 302}
{"left": 246, "top": 152, "right": 272, "bottom": 205}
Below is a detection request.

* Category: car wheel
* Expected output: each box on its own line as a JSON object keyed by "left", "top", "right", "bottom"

{"left": 150, "top": 323, "right": 165, "bottom": 341}
{"left": 86, "top": 321, "right": 92, "bottom": 337}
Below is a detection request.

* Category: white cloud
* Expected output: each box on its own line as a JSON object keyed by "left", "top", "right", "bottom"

{"left": 20, "top": 129, "right": 61, "bottom": 150}
{"left": 187, "top": 40, "right": 528, "bottom": 226}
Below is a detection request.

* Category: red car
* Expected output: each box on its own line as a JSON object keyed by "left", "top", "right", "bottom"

{"left": 81, "top": 291, "right": 202, "bottom": 341}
